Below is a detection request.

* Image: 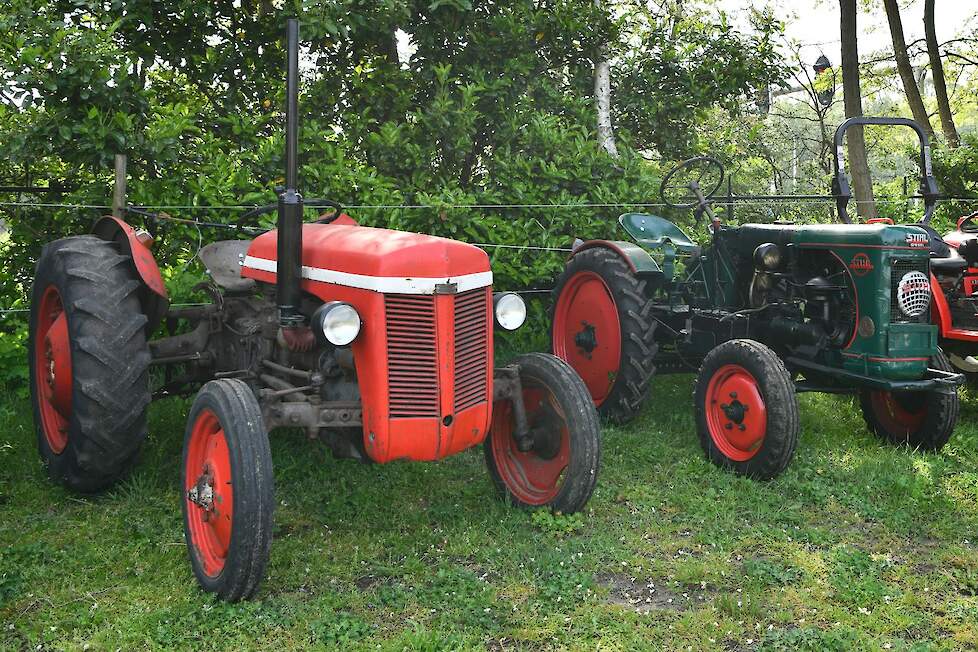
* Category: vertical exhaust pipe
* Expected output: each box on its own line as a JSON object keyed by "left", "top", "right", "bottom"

{"left": 277, "top": 18, "right": 304, "bottom": 327}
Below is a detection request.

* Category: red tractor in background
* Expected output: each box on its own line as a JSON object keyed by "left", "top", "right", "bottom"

{"left": 923, "top": 210, "right": 978, "bottom": 380}
{"left": 28, "top": 20, "right": 601, "bottom": 601}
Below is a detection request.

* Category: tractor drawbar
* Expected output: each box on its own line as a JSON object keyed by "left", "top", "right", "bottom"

{"left": 277, "top": 17, "right": 304, "bottom": 328}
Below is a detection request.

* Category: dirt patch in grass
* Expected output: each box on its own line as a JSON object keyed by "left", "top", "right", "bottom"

{"left": 354, "top": 574, "right": 390, "bottom": 590}
{"left": 595, "top": 571, "right": 711, "bottom": 613}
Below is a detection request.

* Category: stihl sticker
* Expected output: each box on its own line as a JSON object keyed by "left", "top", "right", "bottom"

{"left": 906, "top": 232, "right": 929, "bottom": 248}
{"left": 850, "top": 253, "right": 874, "bottom": 276}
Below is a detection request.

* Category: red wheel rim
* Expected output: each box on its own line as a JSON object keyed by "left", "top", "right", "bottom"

{"left": 552, "top": 271, "right": 621, "bottom": 405}
{"left": 185, "top": 409, "right": 234, "bottom": 578}
{"left": 490, "top": 384, "right": 571, "bottom": 506}
{"left": 869, "top": 391, "right": 926, "bottom": 437}
{"left": 34, "top": 286, "right": 72, "bottom": 454}
{"left": 705, "top": 364, "right": 767, "bottom": 462}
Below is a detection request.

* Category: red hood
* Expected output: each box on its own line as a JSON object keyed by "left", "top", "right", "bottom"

{"left": 944, "top": 229, "right": 978, "bottom": 249}
{"left": 241, "top": 222, "right": 491, "bottom": 291}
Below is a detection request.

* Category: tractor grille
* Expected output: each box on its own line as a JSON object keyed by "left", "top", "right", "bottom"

{"left": 890, "top": 258, "right": 930, "bottom": 323}
{"left": 386, "top": 295, "right": 439, "bottom": 418}
{"left": 453, "top": 288, "right": 490, "bottom": 413}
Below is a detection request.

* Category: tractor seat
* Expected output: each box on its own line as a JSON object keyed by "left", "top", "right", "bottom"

{"left": 930, "top": 248, "right": 968, "bottom": 274}
{"left": 619, "top": 213, "right": 698, "bottom": 253}
{"left": 199, "top": 240, "right": 256, "bottom": 293}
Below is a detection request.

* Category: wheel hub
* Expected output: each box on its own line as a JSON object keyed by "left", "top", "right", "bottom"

{"left": 188, "top": 466, "right": 216, "bottom": 516}
{"left": 720, "top": 393, "right": 748, "bottom": 430}
{"left": 574, "top": 322, "right": 597, "bottom": 355}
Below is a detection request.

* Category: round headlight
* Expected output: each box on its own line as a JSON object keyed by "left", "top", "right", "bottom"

{"left": 896, "top": 270, "right": 930, "bottom": 318}
{"left": 493, "top": 292, "right": 527, "bottom": 331}
{"left": 753, "top": 243, "right": 782, "bottom": 271}
{"left": 314, "top": 302, "right": 361, "bottom": 346}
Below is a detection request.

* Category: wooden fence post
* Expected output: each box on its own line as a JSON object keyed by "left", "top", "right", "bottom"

{"left": 112, "top": 154, "right": 127, "bottom": 217}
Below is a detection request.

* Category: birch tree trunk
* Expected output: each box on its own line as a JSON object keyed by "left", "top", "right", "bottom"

{"left": 594, "top": 58, "right": 619, "bottom": 159}
{"left": 882, "top": 0, "right": 934, "bottom": 137}
{"left": 924, "top": 0, "right": 960, "bottom": 147}
{"left": 840, "top": 0, "right": 877, "bottom": 220}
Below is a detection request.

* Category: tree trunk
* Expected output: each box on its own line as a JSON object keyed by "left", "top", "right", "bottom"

{"left": 924, "top": 0, "right": 959, "bottom": 147}
{"left": 839, "top": 0, "right": 877, "bottom": 220}
{"left": 594, "top": 59, "right": 619, "bottom": 159}
{"left": 882, "top": 0, "right": 934, "bottom": 137}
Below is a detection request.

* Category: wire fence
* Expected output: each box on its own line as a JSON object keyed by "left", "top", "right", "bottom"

{"left": 2, "top": 194, "right": 977, "bottom": 316}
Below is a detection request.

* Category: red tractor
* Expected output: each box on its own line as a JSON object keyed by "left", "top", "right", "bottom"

{"left": 922, "top": 210, "right": 978, "bottom": 381}
{"left": 28, "top": 20, "right": 600, "bottom": 601}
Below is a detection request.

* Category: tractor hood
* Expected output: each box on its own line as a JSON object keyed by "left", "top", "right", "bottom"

{"left": 720, "top": 222, "right": 931, "bottom": 254}
{"left": 241, "top": 222, "right": 492, "bottom": 294}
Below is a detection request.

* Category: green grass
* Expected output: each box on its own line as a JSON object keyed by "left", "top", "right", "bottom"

{"left": 2, "top": 377, "right": 978, "bottom": 651}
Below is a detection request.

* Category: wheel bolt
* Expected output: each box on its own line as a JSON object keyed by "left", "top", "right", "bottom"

{"left": 725, "top": 423, "right": 733, "bottom": 430}
{"left": 729, "top": 392, "right": 737, "bottom": 399}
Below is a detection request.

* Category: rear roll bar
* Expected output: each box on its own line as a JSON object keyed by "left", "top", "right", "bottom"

{"left": 831, "top": 116, "right": 940, "bottom": 224}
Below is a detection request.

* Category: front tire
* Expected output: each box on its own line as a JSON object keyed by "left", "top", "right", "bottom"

{"left": 485, "top": 353, "right": 600, "bottom": 514}
{"left": 858, "top": 349, "right": 958, "bottom": 451}
{"left": 551, "top": 247, "right": 657, "bottom": 424}
{"left": 28, "top": 236, "right": 151, "bottom": 492}
{"left": 694, "top": 340, "right": 799, "bottom": 479}
{"left": 182, "top": 379, "right": 274, "bottom": 601}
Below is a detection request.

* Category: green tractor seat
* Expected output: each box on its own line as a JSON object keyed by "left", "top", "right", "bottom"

{"left": 619, "top": 213, "right": 699, "bottom": 254}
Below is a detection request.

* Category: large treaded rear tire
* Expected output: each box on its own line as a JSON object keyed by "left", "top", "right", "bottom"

{"left": 859, "top": 349, "right": 959, "bottom": 451}
{"left": 694, "top": 339, "right": 799, "bottom": 480}
{"left": 551, "top": 247, "right": 658, "bottom": 424}
{"left": 28, "top": 235, "right": 151, "bottom": 492}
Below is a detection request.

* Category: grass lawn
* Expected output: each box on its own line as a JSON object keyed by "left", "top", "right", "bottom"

{"left": 2, "top": 376, "right": 978, "bottom": 651}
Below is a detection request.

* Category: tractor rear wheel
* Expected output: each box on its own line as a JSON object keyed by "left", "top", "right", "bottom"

{"left": 182, "top": 379, "right": 274, "bottom": 601}
{"left": 694, "top": 339, "right": 799, "bottom": 479}
{"left": 28, "top": 236, "right": 151, "bottom": 492}
{"left": 485, "top": 353, "right": 600, "bottom": 514}
{"left": 551, "top": 247, "right": 657, "bottom": 424}
{"left": 858, "top": 349, "right": 958, "bottom": 451}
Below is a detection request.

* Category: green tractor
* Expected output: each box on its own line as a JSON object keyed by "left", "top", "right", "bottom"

{"left": 551, "top": 122, "right": 962, "bottom": 479}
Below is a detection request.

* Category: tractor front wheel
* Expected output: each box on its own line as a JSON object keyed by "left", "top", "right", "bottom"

{"left": 182, "top": 379, "right": 274, "bottom": 601}
{"left": 29, "top": 236, "right": 151, "bottom": 492}
{"left": 858, "top": 350, "right": 958, "bottom": 451}
{"left": 485, "top": 353, "right": 600, "bottom": 514}
{"left": 694, "top": 339, "right": 799, "bottom": 479}
{"left": 551, "top": 247, "right": 657, "bottom": 424}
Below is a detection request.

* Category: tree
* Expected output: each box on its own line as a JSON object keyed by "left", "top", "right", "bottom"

{"left": 882, "top": 0, "right": 934, "bottom": 137}
{"left": 924, "top": 0, "right": 960, "bottom": 147}
{"left": 839, "top": 0, "right": 876, "bottom": 220}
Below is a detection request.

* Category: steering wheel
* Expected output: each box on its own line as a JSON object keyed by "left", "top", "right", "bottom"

{"left": 659, "top": 157, "right": 725, "bottom": 209}
{"left": 234, "top": 198, "right": 344, "bottom": 231}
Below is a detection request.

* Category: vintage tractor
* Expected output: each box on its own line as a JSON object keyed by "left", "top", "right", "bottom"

{"left": 931, "top": 209, "right": 978, "bottom": 380}
{"left": 550, "top": 116, "right": 962, "bottom": 479}
{"left": 828, "top": 118, "right": 978, "bottom": 384}
{"left": 28, "top": 20, "right": 600, "bottom": 601}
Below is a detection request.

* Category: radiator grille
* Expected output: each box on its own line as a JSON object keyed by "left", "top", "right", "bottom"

{"left": 890, "top": 258, "right": 930, "bottom": 323}
{"left": 454, "top": 289, "right": 490, "bottom": 413}
{"left": 386, "top": 294, "right": 439, "bottom": 418}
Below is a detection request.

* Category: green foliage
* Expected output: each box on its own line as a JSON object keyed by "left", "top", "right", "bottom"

{"left": 0, "top": 319, "right": 28, "bottom": 398}
{"left": 530, "top": 509, "right": 585, "bottom": 537}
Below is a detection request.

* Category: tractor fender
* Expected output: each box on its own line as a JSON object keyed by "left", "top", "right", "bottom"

{"left": 92, "top": 215, "right": 169, "bottom": 331}
{"left": 930, "top": 273, "right": 952, "bottom": 337}
{"left": 571, "top": 240, "right": 661, "bottom": 276}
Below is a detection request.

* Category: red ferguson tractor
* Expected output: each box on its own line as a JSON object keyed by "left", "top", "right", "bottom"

{"left": 28, "top": 20, "right": 600, "bottom": 601}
